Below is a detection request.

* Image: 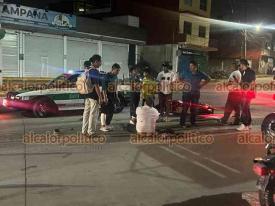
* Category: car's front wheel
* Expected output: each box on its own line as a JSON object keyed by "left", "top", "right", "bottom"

{"left": 32, "top": 98, "right": 58, "bottom": 118}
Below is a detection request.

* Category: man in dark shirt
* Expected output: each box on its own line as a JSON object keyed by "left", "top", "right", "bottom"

{"left": 82, "top": 55, "right": 103, "bottom": 136}
{"left": 237, "top": 59, "right": 256, "bottom": 131}
{"left": 100, "top": 63, "right": 120, "bottom": 132}
{"left": 180, "top": 61, "right": 210, "bottom": 128}
{"left": 129, "top": 66, "right": 142, "bottom": 125}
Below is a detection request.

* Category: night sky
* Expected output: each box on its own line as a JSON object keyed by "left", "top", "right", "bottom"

{"left": 4, "top": 0, "right": 275, "bottom": 25}
{"left": 212, "top": 0, "right": 275, "bottom": 24}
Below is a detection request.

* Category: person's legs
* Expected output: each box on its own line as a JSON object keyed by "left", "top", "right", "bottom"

{"left": 82, "top": 98, "right": 91, "bottom": 134}
{"left": 106, "top": 101, "right": 115, "bottom": 126}
{"left": 165, "top": 94, "right": 172, "bottom": 116}
{"left": 180, "top": 93, "right": 191, "bottom": 126}
{"left": 190, "top": 92, "right": 200, "bottom": 125}
{"left": 88, "top": 99, "right": 99, "bottom": 135}
{"left": 130, "top": 92, "right": 140, "bottom": 118}
{"left": 232, "top": 102, "right": 241, "bottom": 125}
{"left": 100, "top": 103, "right": 107, "bottom": 127}
{"left": 221, "top": 93, "right": 234, "bottom": 124}
{"left": 241, "top": 98, "right": 252, "bottom": 126}
{"left": 159, "top": 92, "right": 165, "bottom": 116}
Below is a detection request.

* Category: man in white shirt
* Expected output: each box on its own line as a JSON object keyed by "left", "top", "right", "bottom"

{"left": 220, "top": 63, "right": 242, "bottom": 125}
{"left": 157, "top": 62, "right": 177, "bottom": 121}
{"left": 136, "top": 97, "right": 160, "bottom": 134}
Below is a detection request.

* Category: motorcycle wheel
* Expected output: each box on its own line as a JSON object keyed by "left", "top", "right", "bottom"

{"left": 259, "top": 189, "right": 275, "bottom": 206}
{"left": 261, "top": 113, "right": 275, "bottom": 144}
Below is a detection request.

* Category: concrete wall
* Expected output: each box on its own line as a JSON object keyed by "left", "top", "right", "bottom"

{"left": 140, "top": 44, "right": 178, "bottom": 73}
{"left": 179, "top": 14, "right": 210, "bottom": 47}
{"left": 179, "top": 0, "right": 212, "bottom": 17}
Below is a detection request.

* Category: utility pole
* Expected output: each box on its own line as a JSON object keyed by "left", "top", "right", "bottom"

{"left": 244, "top": 28, "right": 247, "bottom": 59}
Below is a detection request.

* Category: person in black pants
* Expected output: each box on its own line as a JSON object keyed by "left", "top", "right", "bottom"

{"left": 220, "top": 63, "right": 242, "bottom": 125}
{"left": 100, "top": 63, "right": 121, "bottom": 132}
{"left": 180, "top": 61, "right": 210, "bottom": 128}
{"left": 236, "top": 59, "right": 256, "bottom": 131}
{"left": 129, "top": 66, "right": 142, "bottom": 125}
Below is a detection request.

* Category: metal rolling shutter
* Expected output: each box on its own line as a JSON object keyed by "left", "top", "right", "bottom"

{"left": 24, "top": 34, "right": 63, "bottom": 77}
{"left": 0, "top": 33, "right": 19, "bottom": 77}
{"left": 102, "top": 43, "right": 129, "bottom": 79}
{"left": 67, "top": 38, "right": 98, "bottom": 71}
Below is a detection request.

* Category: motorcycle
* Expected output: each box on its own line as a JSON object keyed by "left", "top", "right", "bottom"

{"left": 252, "top": 114, "right": 275, "bottom": 206}
{"left": 253, "top": 143, "right": 275, "bottom": 206}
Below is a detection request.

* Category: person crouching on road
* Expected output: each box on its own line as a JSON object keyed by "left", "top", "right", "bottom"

{"left": 141, "top": 68, "right": 157, "bottom": 106}
{"left": 82, "top": 55, "right": 103, "bottom": 137}
{"left": 136, "top": 96, "right": 160, "bottom": 135}
{"left": 219, "top": 63, "right": 242, "bottom": 125}
{"left": 100, "top": 63, "right": 121, "bottom": 132}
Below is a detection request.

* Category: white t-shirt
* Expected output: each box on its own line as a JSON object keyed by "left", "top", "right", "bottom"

{"left": 228, "top": 70, "right": 242, "bottom": 83}
{"left": 136, "top": 105, "right": 160, "bottom": 133}
{"left": 157, "top": 71, "right": 177, "bottom": 95}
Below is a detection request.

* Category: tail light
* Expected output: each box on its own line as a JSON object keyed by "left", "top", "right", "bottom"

{"left": 253, "top": 163, "right": 268, "bottom": 176}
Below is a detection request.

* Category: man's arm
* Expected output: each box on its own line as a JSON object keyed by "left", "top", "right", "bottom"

{"left": 95, "top": 84, "right": 103, "bottom": 103}
{"left": 199, "top": 72, "right": 210, "bottom": 88}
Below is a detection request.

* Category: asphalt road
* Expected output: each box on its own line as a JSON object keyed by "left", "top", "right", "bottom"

{"left": 0, "top": 83, "right": 274, "bottom": 206}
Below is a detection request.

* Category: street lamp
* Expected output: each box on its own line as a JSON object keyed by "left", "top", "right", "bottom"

{"left": 256, "top": 24, "right": 262, "bottom": 32}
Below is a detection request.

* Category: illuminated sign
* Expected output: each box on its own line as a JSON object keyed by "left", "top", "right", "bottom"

{"left": 1, "top": 4, "right": 76, "bottom": 30}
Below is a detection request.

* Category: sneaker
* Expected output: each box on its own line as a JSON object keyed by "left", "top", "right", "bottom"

{"left": 100, "top": 127, "right": 110, "bottom": 132}
{"left": 236, "top": 124, "right": 249, "bottom": 131}
{"left": 129, "top": 117, "right": 136, "bottom": 125}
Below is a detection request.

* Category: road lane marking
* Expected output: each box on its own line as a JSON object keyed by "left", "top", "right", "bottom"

{"left": 176, "top": 145, "right": 241, "bottom": 174}
{"left": 160, "top": 146, "right": 226, "bottom": 178}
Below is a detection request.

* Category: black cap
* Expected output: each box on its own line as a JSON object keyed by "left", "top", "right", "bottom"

{"left": 84, "top": 60, "right": 91, "bottom": 68}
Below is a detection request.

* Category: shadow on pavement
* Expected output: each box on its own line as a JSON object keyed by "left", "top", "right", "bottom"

{"left": 163, "top": 193, "right": 252, "bottom": 206}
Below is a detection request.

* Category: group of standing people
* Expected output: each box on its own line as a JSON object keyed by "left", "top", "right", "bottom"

{"left": 80, "top": 54, "right": 256, "bottom": 137}
{"left": 220, "top": 59, "right": 256, "bottom": 131}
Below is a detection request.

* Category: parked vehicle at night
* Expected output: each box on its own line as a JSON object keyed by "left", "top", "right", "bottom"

{"left": 2, "top": 71, "right": 131, "bottom": 117}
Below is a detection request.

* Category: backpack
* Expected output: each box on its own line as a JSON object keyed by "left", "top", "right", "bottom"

{"left": 76, "top": 70, "right": 94, "bottom": 94}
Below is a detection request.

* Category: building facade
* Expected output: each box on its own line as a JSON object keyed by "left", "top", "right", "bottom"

{"left": 112, "top": 0, "right": 215, "bottom": 76}
{"left": 0, "top": 3, "right": 145, "bottom": 80}
{"left": 209, "top": 30, "right": 275, "bottom": 74}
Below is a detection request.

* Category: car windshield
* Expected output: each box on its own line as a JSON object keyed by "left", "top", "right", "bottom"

{"left": 47, "top": 73, "right": 80, "bottom": 88}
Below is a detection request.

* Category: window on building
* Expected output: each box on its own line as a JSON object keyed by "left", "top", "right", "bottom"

{"left": 199, "top": 26, "right": 206, "bottom": 38}
{"left": 184, "top": 0, "right": 192, "bottom": 6}
{"left": 200, "top": 0, "right": 207, "bottom": 11}
{"left": 184, "top": 21, "right": 192, "bottom": 35}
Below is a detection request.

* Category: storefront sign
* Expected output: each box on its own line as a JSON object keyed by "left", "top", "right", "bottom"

{"left": 1, "top": 4, "right": 76, "bottom": 30}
